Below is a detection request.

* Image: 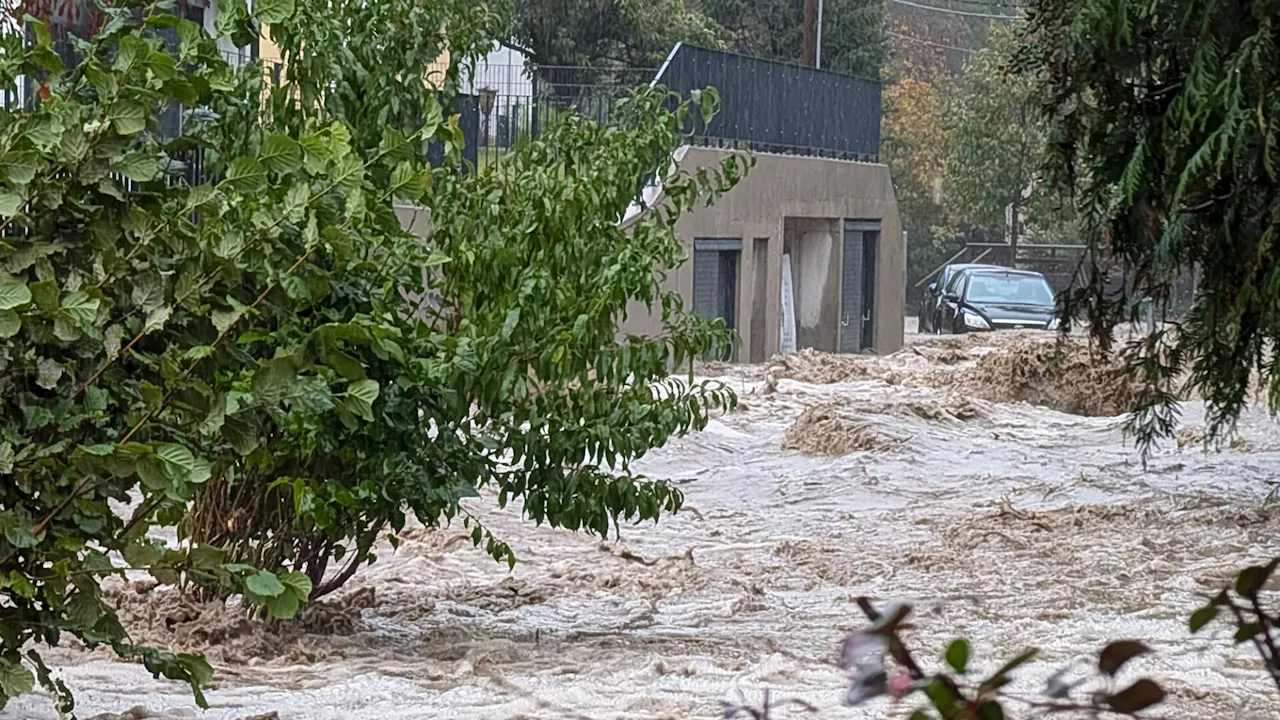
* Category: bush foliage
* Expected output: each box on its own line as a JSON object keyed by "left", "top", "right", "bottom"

{"left": 0, "top": 0, "right": 745, "bottom": 711}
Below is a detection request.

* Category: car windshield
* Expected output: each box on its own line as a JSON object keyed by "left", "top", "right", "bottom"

{"left": 964, "top": 274, "right": 1054, "bottom": 306}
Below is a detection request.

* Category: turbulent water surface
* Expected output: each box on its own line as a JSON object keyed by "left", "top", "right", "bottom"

{"left": 9, "top": 325, "right": 1280, "bottom": 720}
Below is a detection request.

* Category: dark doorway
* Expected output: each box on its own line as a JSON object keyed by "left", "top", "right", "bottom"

{"left": 840, "top": 221, "right": 880, "bottom": 353}
{"left": 749, "top": 238, "right": 769, "bottom": 362}
{"left": 692, "top": 238, "right": 742, "bottom": 360}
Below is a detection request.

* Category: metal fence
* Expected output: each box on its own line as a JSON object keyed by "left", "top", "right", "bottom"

{"left": 655, "top": 44, "right": 882, "bottom": 162}
{"left": 459, "top": 46, "right": 884, "bottom": 169}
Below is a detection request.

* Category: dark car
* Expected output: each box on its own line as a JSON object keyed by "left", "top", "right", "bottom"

{"left": 938, "top": 267, "right": 1059, "bottom": 333}
{"left": 917, "top": 263, "right": 1001, "bottom": 334}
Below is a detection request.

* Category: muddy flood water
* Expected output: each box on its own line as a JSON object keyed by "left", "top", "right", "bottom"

{"left": 9, "top": 326, "right": 1280, "bottom": 719}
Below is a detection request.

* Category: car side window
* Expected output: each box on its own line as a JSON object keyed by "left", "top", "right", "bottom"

{"left": 945, "top": 271, "right": 965, "bottom": 296}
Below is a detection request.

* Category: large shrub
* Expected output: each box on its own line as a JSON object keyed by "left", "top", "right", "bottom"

{"left": 0, "top": 0, "right": 745, "bottom": 710}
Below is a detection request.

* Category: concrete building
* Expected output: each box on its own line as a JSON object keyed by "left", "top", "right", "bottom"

{"left": 622, "top": 146, "right": 904, "bottom": 360}
{"left": 618, "top": 45, "right": 905, "bottom": 359}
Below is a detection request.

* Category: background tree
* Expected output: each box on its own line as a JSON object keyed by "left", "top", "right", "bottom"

{"left": 499, "top": 0, "right": 725, "bottom": 67}
{"left": 882, "top": 73, "right": 958, "bottom": 300}
{"left": 942, "top": 24, "right": 1042, "bottom": 247}
{"left": 699, "top": 0, "right": 886, "bottom": 77}
{"left": 1019, "top": 0, "right": 1280, "bottom": 447}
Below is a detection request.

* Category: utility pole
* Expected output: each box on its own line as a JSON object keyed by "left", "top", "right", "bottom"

{"left": 816, "top": 0, "right": 824, "bottom": 68}
{"left": 802, "top": 0, "right": 817, "bottom": 66}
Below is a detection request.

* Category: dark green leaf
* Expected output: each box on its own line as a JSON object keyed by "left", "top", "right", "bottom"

{"left": 1106, "top": 679, "right": 1166, "bottom": 714}
{"left": 945, "top": 638, "right": 970, "bottom": 674}
{"left": 0, "top": 310, "right": 19, "bottom": 338}
{"left": 1236, "top": 560, "right": 1278, "bottom": 598}
{"left": 253, "top": 357, "right": 296, "bottom": 405}
{"left": 1189, "top": 605, "right": 1219, "bottom": 633}
{"left": 0, "top": 657, "right": 35, "bottom": 698}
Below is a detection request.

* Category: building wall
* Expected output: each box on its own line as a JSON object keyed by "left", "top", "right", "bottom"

{"left": 621, "top": 146, "right": 905, "bottom": 358}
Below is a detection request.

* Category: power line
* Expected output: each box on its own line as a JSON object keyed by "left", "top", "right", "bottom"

{"left": 887, "top": 30, "right": 974, "bottom": 53}
{"left": 888, "top": 0, "right": 1019, "bottom": 20}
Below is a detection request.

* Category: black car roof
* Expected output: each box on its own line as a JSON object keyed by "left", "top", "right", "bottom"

{"left": 962, "top": 267, "right": 1048, "bottom": 280}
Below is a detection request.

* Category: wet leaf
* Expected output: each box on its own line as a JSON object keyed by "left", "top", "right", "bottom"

{"left": 1190, "top": 605, "right": 1219, "bottom": 633}
{"left": 245, "top": 570, "right": 286, "bottom": 597}
{"left": 1098, "top": 640, "right": 1150, "bottom": 676}
{"left": 0, "top": 276, "right": 31, "bottom": 310}
{"left": 1106, "top": 678, "right": 1166, "bottom": 714}
{"left": 1236, "top": 560, "right": 1278, "bottom": 598}
{"left": 0, "top": 310, "right": 20, "bottom": 338}
{"left": 0, "top": 657, "right": 35, "bottom": 698}
{"left": 945, "top": 638, "right": 970, "bottom": 674}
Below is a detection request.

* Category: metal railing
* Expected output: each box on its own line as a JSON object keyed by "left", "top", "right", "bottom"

{"left": 654, "top": 44, "right": 882, "bottom": 162}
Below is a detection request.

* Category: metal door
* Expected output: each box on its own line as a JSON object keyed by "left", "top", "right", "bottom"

{"left": 840, "top": 221, "right": 880, "bottom": 353}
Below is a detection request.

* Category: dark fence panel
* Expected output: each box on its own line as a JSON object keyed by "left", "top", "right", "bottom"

{"left": 653, "top": 44, "right": 882, "bottom": 162}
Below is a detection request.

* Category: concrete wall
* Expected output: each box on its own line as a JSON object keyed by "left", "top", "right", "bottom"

{"left": 621, "top": 147, "right": 905, "bottom": 359}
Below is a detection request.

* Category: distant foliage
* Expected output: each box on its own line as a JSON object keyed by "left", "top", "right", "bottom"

{"left": 1019, "top": 0, "right": 1280, "bottom": 448}
{"left": 0, "top": 0, "right": 744, "bottom": 711}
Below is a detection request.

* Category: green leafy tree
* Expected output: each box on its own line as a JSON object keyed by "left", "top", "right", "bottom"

{"left": 0, "top": 0, "right": 742, "bottom": 711}
{"left": 499, "top": 0, "right": 726, "bottom": 67}
{"left": 700, "top": 0, "right": 887, "bottom": 78}
{"left": 1018, "top": 0, "right": 1280, "bottom": 448}
{"left": 943, "top": 24, "right": 1044, "bottom": 246}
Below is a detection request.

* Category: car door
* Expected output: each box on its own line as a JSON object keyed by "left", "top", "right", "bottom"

{"left": 940, "top": 271, "right": 966, "bottom": 332}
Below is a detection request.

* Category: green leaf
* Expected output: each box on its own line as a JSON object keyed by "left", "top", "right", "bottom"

{"left": 66, "top": 592, "right": 102, "bottom": 629}
{"left": 143, "top": 306, "right": 171, "bottom": 333}
{"left": 253, "top": 358, "right": 296, "bottom": 406}
{"left": 255, "top": 0, "right": 296, "bottom": 24}
{"left": 264, "top": 588, "right": 300, "bottom": 619}
{"left": 185, "top": 184, "right": 218, "bottom": 211}
{"left": 0, "top": 277, "right": 31, "bottom": 310}
{"left": 281, "top": 571, "right": 313, "bottom": 598}
{"left": 0, "top": 151, "right": 39, "bottom": 185}
{"left": 945, "top": 638, "right": 970, "bottom": 674}
{"left": 0, "top": 193, "right": 23, "bottom": 217}
{"left": 223, "top": 157, "right": 267, "bottom": 194}
{"left": 118, "top": 151, "right": 159, "bottom": 182}
{"left": 0, "top": 657, "right": 35, "bottom": 698}
{"left": 36, "top": 357, "right": 63, "bottom": 390}
{"left": 114, "top": 35, "right": 148, "bottom": 71}
{"left": 211, "top": 308, "right": 242, "bottom": 334}
{"left": 156, "top": 443, "right": 197, "bottom": 480}
{"left": 245, "top": 570, "right": 286, "bottom": 597}
{"left": 342, "top": 378, "right": 380, "bottom": 421}
{"left": 1189, "top": 605, "right": 1219, "bottom": 633}
{"left": 0, "top": 310, "right": 19, "bottom": 338}
{"left": 1236, "top": 560, "right": 1278, "bottom": 598}
{"left": 0, "top": 442, "right": 13, "bottom": 474}
{"left": 424, "top": 250, "right": 451, "bottom": 266}
{"left": 259, "top": 134, "right": 302, "bottom": 174}
{"left": 109, "top": 100, "right": 148, "bottom": 136}
{"left": 282, "top": 182, "right": 309, "bottom": 222}
{"left": 60, "top": 291, "right": 100, "bottom": 325}
{"left": 177, "top": 18, "right": 205, "bottom": 58}
{"left": 29, "top": 280, "right": 58, "bottom": 311}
